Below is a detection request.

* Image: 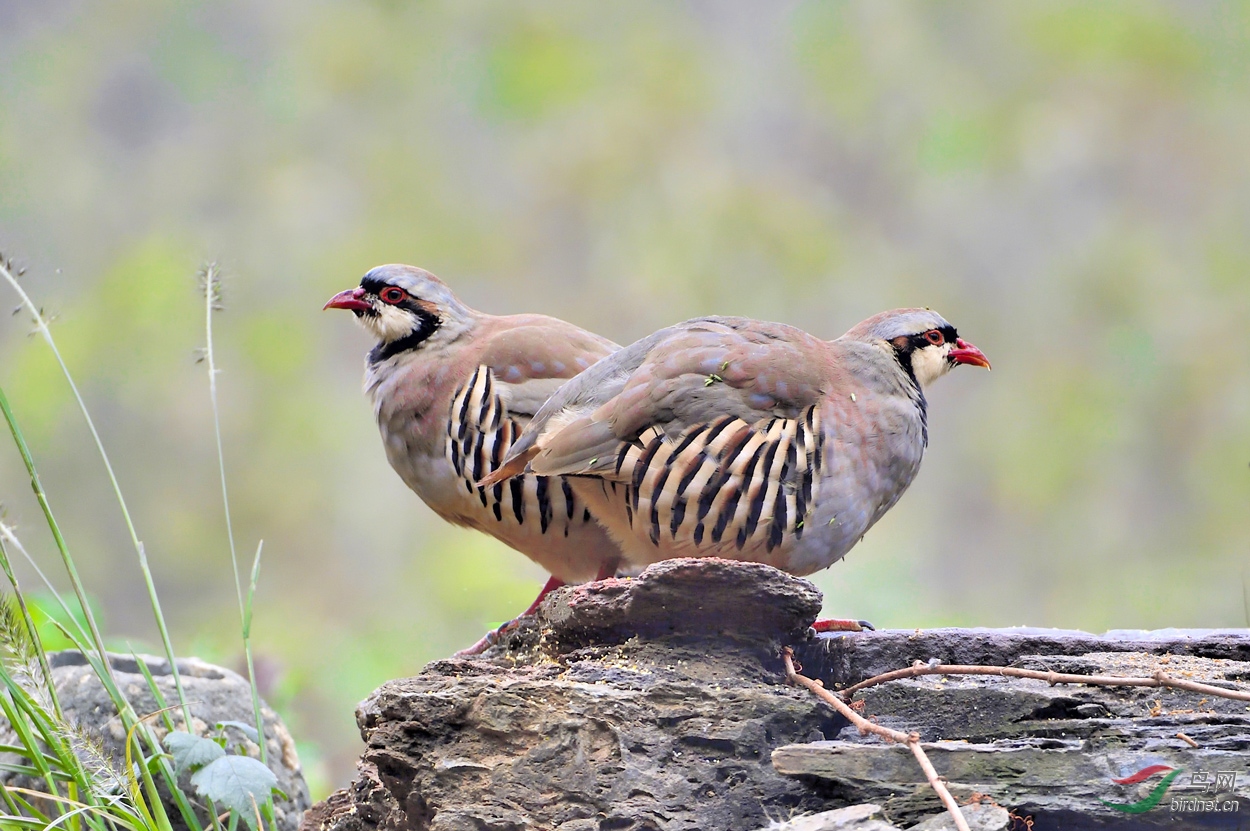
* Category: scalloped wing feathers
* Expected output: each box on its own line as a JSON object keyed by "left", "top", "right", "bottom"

{"left": 496, "top": 317, "right": 835, "bottom": 482}
{"left": 474, "top": 314, "right": 619, "bottom": 416}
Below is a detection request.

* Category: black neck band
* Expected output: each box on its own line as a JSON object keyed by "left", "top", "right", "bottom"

{"left": 890, "top": 339, "right": 929, "bottom": 444}
{"left": 368, "top": 312, "right": 441, "bottom": 364}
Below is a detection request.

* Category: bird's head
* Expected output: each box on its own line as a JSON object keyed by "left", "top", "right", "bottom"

{"left": 846, "top": 308, "right": 990, "bottom": 388}
{"left": 324, "top": 264, "right": 472, "bottom": 362}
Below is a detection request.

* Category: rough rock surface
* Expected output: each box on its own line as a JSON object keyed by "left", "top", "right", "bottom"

{"left": 304, "top": 558, "right": 1250, "bottom": 831}
{"left": 752, "top": 803, "right": 896, "bottom": 831}
{"left": 0, "top": 651, "right": 310, "bottom": 831}
{"left": 908, "top": 803, "right": 1009, "bottom": 831}
{"left": 777, "top": 629, "right": 1250, "bottom": 829}
{"left": 305, "top": 559, "right": 844, "bottom": 831}
{"left": 747, "top": 801, "right": 1008, "bottom": 831}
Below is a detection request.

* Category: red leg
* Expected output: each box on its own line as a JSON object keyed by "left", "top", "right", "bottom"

{"left": 452, "top": 631, "right": 501, "bottom": 657}
{"left": 452, "top": 576, "right": 567, "bottom": 658}
{"left": 812, "top": 617, "right": 876, "bottom": 633}
{"left": 453, "top": 564, "right": 621, "bottom": 658}
{"left": 519, "top": 575, "right": 566, "bottom": 617}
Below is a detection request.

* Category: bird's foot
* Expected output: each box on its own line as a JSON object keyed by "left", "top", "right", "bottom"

{"left": 452, "top": 575, "right": 572, "bottom": 658}
{"left": 451, "top": 616, "right": 526, "bottom": 658}
{"left": 811, "top": 617, "right": 875, "bottom": 633}
{"left": 451, "top": 568, "right": 619, "bottom": 658}
{"left": 451, "top": 629, "right": 500, "bottom": 658}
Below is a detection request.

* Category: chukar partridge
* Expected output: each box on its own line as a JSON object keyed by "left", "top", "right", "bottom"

{"left": 325, "top": 264, "right": 624, "bottom": 653}
{"left": 482, "top": 310, "right": 989, "bottom": 594}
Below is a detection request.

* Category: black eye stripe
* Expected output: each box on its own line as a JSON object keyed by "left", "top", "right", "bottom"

{"left": 361, "top": 278, "right": 412, "bottom": 297}
{"left": 359, "top": 276, "right": 389, "bottom": 294}
{"left": 907, "top": 325, "right": 958, "bottom": 351}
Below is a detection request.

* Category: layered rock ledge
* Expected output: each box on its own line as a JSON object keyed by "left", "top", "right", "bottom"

{"left": 302, "top": 558, "right": 1250, "bottom": 831}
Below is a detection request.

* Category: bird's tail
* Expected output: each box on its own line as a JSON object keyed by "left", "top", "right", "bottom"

{"left": 478, "top": 446, "right": 538, "bottom": 488}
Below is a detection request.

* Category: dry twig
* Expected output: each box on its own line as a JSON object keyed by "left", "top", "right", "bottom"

{"left": 837, "top": 663, "right": 1250, "bottom": 702}
{"left": 782, "top": 652, "right": 1245, "bottom": 826}
{"left": 781, "top": 647, "right": 971, "bottom": 831}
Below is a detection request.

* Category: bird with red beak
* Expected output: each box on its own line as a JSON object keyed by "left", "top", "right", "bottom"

{"left": 481, "top": 307, "right": 991, "bottom": 605}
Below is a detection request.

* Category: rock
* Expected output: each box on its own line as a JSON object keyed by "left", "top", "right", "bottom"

{"left": 909, "top": 803, "right": 1008, "bottom": 830}
{"left": 542, "top": 557, "right": 823, "bottom": 646}
{"left": 796, "top": 626, "right": 1250, "bottom": 684}
{"left": 0, "top": 651, "right": 310, "bottom": 831}
{"left": 753, "top": 803, "right": 897, "bottom": 830}
{"left": 304, "top": 558, "right": 1250, "bottom": 831}
{"left": 775, "top": 631, "right": 1250, "bottom": 828}
{"left": 760, "top": 804, "right": 1006, "bottom": 831}
{"left": 304, "top": 558, "right": 839, "bottom": 831}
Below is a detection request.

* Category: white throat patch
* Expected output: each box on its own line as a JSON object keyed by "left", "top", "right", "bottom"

{"left": 360, "top": 303, "right": 421, "bottom": 343}
{"left": 911, "top": 344, "right": 954, "bottom": 388}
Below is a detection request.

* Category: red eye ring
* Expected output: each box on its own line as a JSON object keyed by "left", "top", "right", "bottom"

{"left": 924, "top": 330, "right": 944, "bottom": 345}
{"left": 380, "top": 287, "right": 405, "bottom": 304}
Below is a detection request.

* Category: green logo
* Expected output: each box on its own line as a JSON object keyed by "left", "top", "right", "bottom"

{"left": 1100, "top": 765, "right": 1183, "bottom": 814}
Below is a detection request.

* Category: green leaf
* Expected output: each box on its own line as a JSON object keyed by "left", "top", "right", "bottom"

{"left": 216, "top": 720, "right": 260, "bottom": 743}
{"left": 163, "top": 731, "right": 225, "bottom": 775}
{"left": 189, "top": 756, "right": 278, "bottom": 829}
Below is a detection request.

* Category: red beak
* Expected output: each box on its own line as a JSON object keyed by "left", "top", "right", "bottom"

{"left": 950, "top": 338, "right": 991, "bottom": 369}
{"left": 324, "top": 287, "right": 371, "bottom": 312}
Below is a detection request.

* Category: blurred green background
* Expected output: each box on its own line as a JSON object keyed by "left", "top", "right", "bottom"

{"left": 1, "top": 0, "right": 1248, "bottom": 796}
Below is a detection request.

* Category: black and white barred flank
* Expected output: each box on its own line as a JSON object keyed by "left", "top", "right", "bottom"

{"left": 610, "top": 406, "right": 823, "bottom": 553}
{"left": 447, "top": 366, "right": 594, "bottom": 536}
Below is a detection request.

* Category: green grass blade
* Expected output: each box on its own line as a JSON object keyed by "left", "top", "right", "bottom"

{"left": 123, "top": 720, "right": 175, "bottom": 831}
{"left": 0, "top": 540, "right": 199, "bottom": 829}
{"left": 2, "top": 786, "right": 149, "bottom": 831}
{"left": 0, "top": 682, "right": 66, "bottom": 766}
{"left": 0, "top": 385, "right": 114, "bottom": 684}
{"left": 132, "top": 735, "right": 202, "bottom": 831}
{"left": 0, "top": 683, "right": 63, "bottom": 806}
{"left": 0, "top": 793, "right": 52, "bottom": 826}
{"left": 241, "top": 543, "right": 266, "bottom": 766}
{"left": 133, "top": 542, "right": 194, "bottom": 730}
{"left": 0, "top": 535, "right": 64, "bottom": 721}
{"left": 136, "top": 756, "right": 176, "bottom": 831}
{"left": 42, "top": 801, "right": 102, "bottom": 831}
{"left": 0, "top": 817, "right": 55, "bottom": 830}
{"left": 0, "top": 772, "right": 25, "bottom": 815}
{"left": 0, "top": 259, "right": 194, "bottom": 733}
{"left": 0, "top": 763, "right": 73, "bottom": 781}
{"left": 0, "top": 743, "right": 65, "bottom": 765}
{"left": 0, "top": 523, "right": 93, "bottom": 648}
{"left": 203, "top": 271, "right": 275, "bottom": 831}
{"left": 0, "top": 390, "right": 200, "bottom": 827}
{"left": 200, "top": 265, "right": 243, "bottom": 616}
{"left": 0, "top": 804, "right": 53, "bottom": 824}
{"left": 130, "top": 651, "right": 176, "bottom": 735}
{"left": 0, "top": 815, "right": 63, "bottom": 829}
{"left": 0, "top": 668, "right": 100, "bottom": 817}
{"left": 209, "top": 800, "right": 224, "bottom": 831}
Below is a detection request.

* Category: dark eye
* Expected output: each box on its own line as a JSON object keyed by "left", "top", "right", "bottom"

{"left": 924, "top": 330, "right": 944, "bottom": 345}
{"left": 380, "top": 287, "right": 405, "bottom": 304}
